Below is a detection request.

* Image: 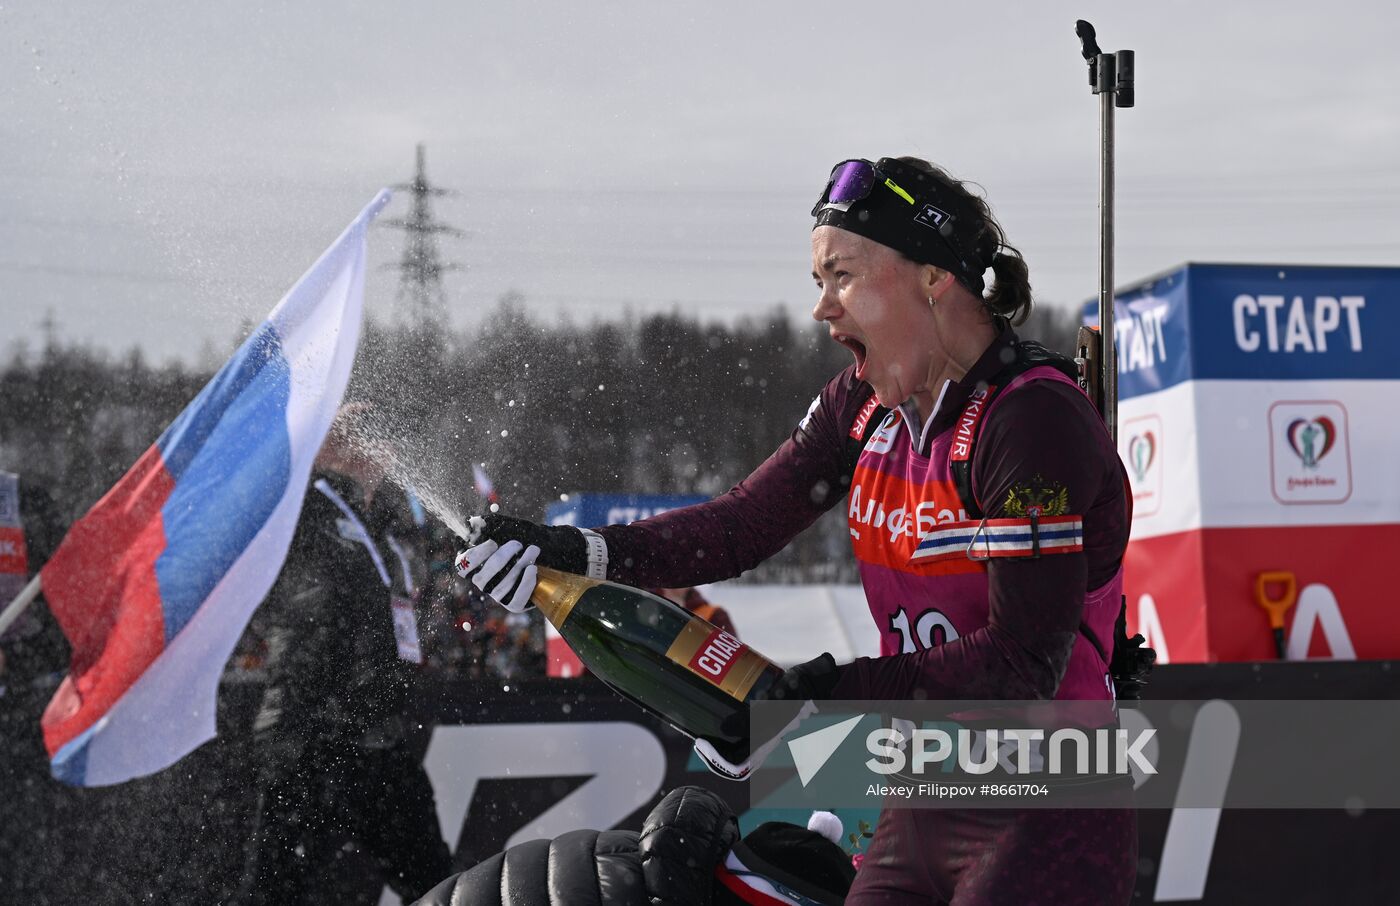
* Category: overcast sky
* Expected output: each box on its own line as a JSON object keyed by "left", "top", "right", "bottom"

{"left": 3, "top": 1, "right": 1399, "bottom": 363}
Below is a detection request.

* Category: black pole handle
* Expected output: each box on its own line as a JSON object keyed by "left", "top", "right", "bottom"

{"left": 1075, "top": 21, "right": 1135, "bottom": 105}
{"left": 1076, "top": 19, "right": 1102, "bottom": 60}
{"left": 1076, "top": 20, "right": 1101, "bottom": 88}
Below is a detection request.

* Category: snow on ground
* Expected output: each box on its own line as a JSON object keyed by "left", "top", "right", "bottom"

{"left": 697, "top": 584, "right": 878, "bottom": 666}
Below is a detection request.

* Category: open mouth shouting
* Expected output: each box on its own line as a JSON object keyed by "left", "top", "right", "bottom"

{"left": 832, "top": 332, "right": 869, "bottom": 380}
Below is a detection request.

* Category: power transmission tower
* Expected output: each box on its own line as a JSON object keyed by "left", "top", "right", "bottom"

{"left": 383, "top": 143, "right": 463, "bottom": 330}
{"left": 39, "top": 308, "right": 60, "bottom": 360}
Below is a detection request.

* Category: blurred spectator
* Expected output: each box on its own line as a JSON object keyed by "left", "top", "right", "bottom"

{"left": 230, "top": 513, "right": 547, "bottom": 686}
{"left": 655, "top": 586, "right": 738, "bottom": 637}
{"left": 232, "top": 409, "right": 451, "bottom": 904}
{"left": 0, "top": 477, "right": 71, "bottom": 748}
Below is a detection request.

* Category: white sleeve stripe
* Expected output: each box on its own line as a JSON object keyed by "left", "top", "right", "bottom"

{"left": 579, "top": 527, "right": 609, "bottom": 580}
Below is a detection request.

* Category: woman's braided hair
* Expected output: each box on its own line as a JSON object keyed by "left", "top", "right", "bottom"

{"left": 895, "top": 156, "right": 1033, "bottom": 326}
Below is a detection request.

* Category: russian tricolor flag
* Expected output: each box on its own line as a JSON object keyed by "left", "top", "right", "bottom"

{"left": 37, "top": 190, "right": 390, "bottom": 786}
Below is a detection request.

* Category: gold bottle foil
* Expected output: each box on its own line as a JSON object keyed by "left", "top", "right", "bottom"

{"left": 532, "top": 566, "right": 600, "bottom": 626}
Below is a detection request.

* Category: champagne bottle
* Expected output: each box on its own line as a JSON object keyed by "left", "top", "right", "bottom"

{"left": 532, "top": 566, "right": 784, "bottom": 765}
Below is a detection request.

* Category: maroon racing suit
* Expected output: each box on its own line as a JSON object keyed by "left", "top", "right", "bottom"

{"left": 594, "top": 328, "right": 1136, "bottom": 904}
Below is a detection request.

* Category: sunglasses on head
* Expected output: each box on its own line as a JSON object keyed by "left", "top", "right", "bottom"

{"left": 812, "top": 158, "right": 989, "bottom": 285}
{"left": 811, "top": 159, "right": 915, "bottom": 216}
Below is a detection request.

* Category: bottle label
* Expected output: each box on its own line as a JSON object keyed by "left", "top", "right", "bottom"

{"left": 664, "top": 619, "right": 770, "bottom": 701}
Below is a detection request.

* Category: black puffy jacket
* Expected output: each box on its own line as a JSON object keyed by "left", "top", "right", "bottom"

{"left": 414, "top": 786, "right": 740, "bottom": 906}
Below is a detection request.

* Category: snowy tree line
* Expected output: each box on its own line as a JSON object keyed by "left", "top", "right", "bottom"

{"left": 0, "top": 299, "right": 1081, "bottom": 583}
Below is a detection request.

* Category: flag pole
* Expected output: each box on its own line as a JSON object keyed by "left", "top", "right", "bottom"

{"left": 0, "top": 575, "right": 42, "bottom": 637}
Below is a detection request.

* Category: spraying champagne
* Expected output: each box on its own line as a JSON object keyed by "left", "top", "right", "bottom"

{"left": 457, "top": 515, "right": 837, "bottom": 778}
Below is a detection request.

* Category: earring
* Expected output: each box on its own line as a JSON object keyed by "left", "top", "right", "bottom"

{"left": 928, "top": 295, "right": 936, "bottom": 309}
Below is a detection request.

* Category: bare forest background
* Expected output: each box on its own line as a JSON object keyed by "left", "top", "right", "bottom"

{"left": 0, "top": 298, "right": 1083, "bottom": 583}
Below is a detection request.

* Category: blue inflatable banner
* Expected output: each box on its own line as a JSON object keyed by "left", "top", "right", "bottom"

{"left": 1083, "top": 263, "right": 1400, "bottom": 399}
{"left": 545, "top": 493, "right": 707, "bottom": 528}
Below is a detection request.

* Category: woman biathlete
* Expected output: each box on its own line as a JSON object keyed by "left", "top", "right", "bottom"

{"left": 458, "top": 156, "right": 1136, "bottom": 904}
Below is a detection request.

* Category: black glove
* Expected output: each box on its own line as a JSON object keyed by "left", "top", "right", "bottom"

{"left": 466, "top": 513, "right": 608, "bottom": 578}
{"left": 763, "top": 652, "right": 841, "bottom": 702}
{"left": 454, "top": 513, "right": 610, "bottom": 613}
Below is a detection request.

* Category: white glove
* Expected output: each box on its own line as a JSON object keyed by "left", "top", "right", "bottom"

{"left": 694, "top": 700, "right": 817, "bottom": 782}
{"left": 455, "top": 540, "right": 541, "bottom": 613}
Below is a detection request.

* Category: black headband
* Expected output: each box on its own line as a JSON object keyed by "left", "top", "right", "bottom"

{"left": 812, "top": 157, "right": 995, "bottom": 295}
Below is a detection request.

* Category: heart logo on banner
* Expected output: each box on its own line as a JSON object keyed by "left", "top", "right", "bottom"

{"left": 1286, "top": 417, "right": 1336, "bottom": 468}
{"left": 1128, "top": 431, "right": 1156, "bottom": 482}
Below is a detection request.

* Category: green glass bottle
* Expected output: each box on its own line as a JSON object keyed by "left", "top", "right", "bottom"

{"left": 532, "top": 566, "right": 784, "bottom": 765}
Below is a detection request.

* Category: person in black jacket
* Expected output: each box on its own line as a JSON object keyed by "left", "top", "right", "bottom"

{"left": 232, "top": 407, "right": 452, "bottom": 904}
{"left": 414, "top": 785, "right": 855, "bottom": 906}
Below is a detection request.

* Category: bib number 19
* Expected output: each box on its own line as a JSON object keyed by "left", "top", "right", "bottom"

{"left": 889, "top": 607, "right": 959, "bottom": 653}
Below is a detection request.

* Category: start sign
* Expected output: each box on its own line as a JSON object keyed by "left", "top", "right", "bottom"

{"left": 1085, "top": 264, "right": 1400, "bottom": 662}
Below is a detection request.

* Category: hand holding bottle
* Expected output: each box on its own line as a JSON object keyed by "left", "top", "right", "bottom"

{"left": 455, "top": 540, "right": 541, "bottom": 612}
{"left": 455, "top": 513, "right": 610, "bottom": 612}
